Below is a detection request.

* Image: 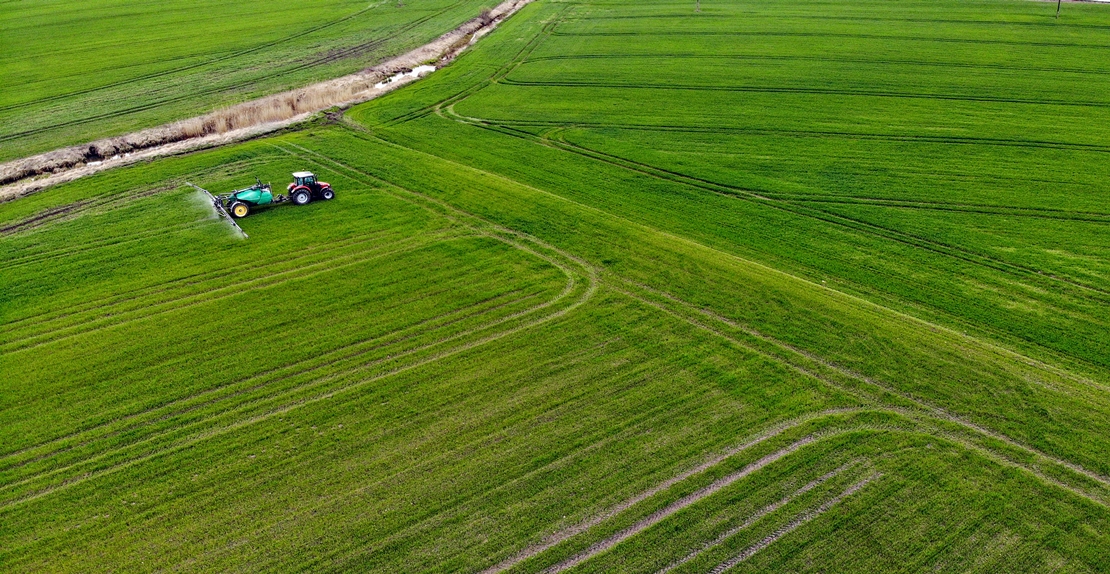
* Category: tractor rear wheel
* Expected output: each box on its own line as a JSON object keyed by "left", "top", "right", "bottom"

{"left": 321, "top": 188, "right": 335, "bottom": 200}
{"left": 292, "top": 190, "right": 311, "bottom": 205}
{"left": 229, "top": 201, "right": 250, "bottom": 218}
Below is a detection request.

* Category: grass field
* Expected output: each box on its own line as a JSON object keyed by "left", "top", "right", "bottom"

{"left": 0, "top": 0, "right": 498, "bottom": 162}
{"left": 3, "top": 0, "right": 1110, "bottom": 571}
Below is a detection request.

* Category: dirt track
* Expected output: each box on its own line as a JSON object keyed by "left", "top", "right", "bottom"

{"left": 0, "top": 0, "right": 534, "bottom": 203}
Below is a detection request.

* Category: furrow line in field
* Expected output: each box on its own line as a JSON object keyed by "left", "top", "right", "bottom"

{"left": 383, "top": 2, "right": 570, "bottom": 128}
{"left": 0, "top": 145, "right": 598, "bottom": 503}
{"left": 388, "top": 109, "right": 1110, "bottom": 393}
{"left": 371, "top": 111, "right": 1110, "bottom": 406}
{"left": 0, "top": 289, "right": 546, "bottom": 494}
{"left": 708, "top": 473, "right": 880, "bottom": 573}
{"left": 284, "top": 381, "right": 735, "bottom": 571}
{"left": 0, "top": 272, "right": 571, "bottom": 503}
{"left": 439, "top": 109, "right": 1110, "bottom": 304}
{"left": 768, "top": 196, "right": 1110, "bottom": 223}
{"left": 0, "top": 218, "right": 209, "bottom": 270}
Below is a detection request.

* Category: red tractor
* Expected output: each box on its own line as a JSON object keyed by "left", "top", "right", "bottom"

{"left": 287, "top": 171, "right": 335, "bottom": 205}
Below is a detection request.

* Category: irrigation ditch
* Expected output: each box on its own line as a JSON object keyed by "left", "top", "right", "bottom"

{"left": 0, "top": 0, "right": 536, "bottom": 202}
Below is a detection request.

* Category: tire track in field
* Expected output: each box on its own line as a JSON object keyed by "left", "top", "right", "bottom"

{"left": 0, "top": 218, "right": 210, "bottom": 270}
{"left": 251, "top": 372, "right": 735, "bottom": 571}
{"left": 478, "top": 409, "right": 865, "bottom": 574}
{"left": 1, "top": 230, "right": 457, "bottom": 355}
{"left": 0, "top": 148, "right": 598, "bottom": 509}
{"left": 484, "top": 409, "right": 1083, "bottom": 574}
{"left": 381, "top": 5, "right": 569, "bottom": 128}
{"left": 359, "top": 108, "right": 1110, "bottom": 492}
{"left": 708, "top": 473, "right": 880, "bottom": 573}
{"left": 610, "top": 279, "right": 1110, "bottom": 502}
{"left": 0, "top": 287, "right": 541, "bottom": 490}
{"left": 438, "top": 107, "right": 1110, "bottom": 327}
{"left": 528, "top": 126, "right": 1110, "bottom": 302}
{"left": 443, "top": 111, "right": 1110, "bottom": 304}
{"left": 576, "top": 12, "right": 1110, "bottom": 31}
{"left": 365, "top": 110, "right": 1109, "bottom": 399}
{"left": 0, "top": 256, "right": 580, "bottom": 506}
{"left": 656, "top": 462, "right": 858, "bottom": 574}
{"left": 2, "top": 154, "right": 379, "bottom": 332}
{"left": 539, "top": 437, "right": 819, "bottom": 573}
{"left": 0, "top": 241, "right": 590, "bottom": 510}
{"left": 769, "top": 196, "right": 1110, "bottom": 224}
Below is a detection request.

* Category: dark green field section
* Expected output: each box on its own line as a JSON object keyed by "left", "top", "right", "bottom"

{"left": 0, "top": 0, "right": 499, "bottom": 161}
{"left": 3, "top": 0, "right": 1110, "bottom": 572}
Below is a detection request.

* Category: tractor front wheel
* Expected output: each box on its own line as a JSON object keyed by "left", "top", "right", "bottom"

{"left": 292, "top": 190, "right": 311, "bottom": 206}
{"left": 321, "top": 188, "right": 335, "bottom": 201}
{"left": 229, "top": 201, "right": 250, "bottom": 218}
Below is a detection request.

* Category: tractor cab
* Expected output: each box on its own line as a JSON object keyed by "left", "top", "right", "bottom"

{"left": 292, "top": 171, "right": 317, "bottom": 187}
{"left": 287, "top": 171, "right": 335, "bottom": 206}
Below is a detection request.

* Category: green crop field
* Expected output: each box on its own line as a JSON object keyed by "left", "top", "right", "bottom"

{"left": 0, "top": 0, "right": 499, "bottom": 162}
{"left": 4, "top": 0, "right": 1110, "bottom": 571}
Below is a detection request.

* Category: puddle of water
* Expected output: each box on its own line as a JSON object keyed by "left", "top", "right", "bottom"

{"left": 373, "top": 65, "right": 437, "bottom": 89}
